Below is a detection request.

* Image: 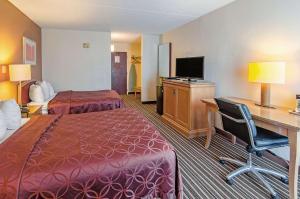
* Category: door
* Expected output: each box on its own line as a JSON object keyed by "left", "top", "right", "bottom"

{"left": 111, "top": 52, "right": 127, "bottom": 94}
{"left": 163, "top": 85, "right": 176, "bottom": 119}
{"left": 176, "top": 87, "right": 190, "bottom": 128}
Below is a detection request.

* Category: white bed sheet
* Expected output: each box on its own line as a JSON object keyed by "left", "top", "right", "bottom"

{"left": 27, "top": 93, "right": 57, "bottom": 114}
{"left": 0, "top": 118, "right": 30, "bottom": 144}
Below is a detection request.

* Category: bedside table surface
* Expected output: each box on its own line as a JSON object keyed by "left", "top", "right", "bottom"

{"left": 21, "top": 105, "right": 42, "bottom": 118}
{"left": 28, "top": 105, "right": 42, "bottom": 113}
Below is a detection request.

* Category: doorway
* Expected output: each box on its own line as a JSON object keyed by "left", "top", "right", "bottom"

{"left": 111, "top": 32, "right": 142, "bottom": 97}
{"left": 111, "top": 52, "right": 127, "bottom": 95}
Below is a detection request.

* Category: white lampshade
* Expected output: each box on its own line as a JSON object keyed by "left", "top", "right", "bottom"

{"left": 9, "top": 64, "right": 31, "bottom": 81}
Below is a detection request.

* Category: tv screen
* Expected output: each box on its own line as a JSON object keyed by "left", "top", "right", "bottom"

{"left": 176, "top": 56, "right": 204, "bottom": 79}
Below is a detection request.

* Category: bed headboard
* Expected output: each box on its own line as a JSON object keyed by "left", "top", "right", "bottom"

{"left": 21, "top": 81, "right": 36, "bottom": 104}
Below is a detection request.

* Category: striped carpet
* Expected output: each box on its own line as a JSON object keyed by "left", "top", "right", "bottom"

{"left": 122, "top": 95, "right": 300, "bottom": 199}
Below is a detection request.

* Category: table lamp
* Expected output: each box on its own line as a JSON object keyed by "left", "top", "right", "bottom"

{"left": 9, "top": 64, "right": 31, "bottom": 105}
{"left": 248, "top": 61, "right": 285, "bottom": 108}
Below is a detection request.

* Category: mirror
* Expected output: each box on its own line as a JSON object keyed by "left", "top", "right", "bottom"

{"left": 158, "top": 43, "right": 171, "bottom": 77}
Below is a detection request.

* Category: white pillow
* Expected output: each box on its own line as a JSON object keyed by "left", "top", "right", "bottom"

{"left": 29, "top": 84, "right": 45, "bottom": 103}
{"left": 37, "top": 81, "right": 50, "bottom": 100}
{"left": 0, "top": 110, "right": 7, "bottom": 140}
{"left": 46, "top": 81, "right": 55, "bottom": 97}
{"left": 0, "top": 100, "right": 21, "bottom": 130}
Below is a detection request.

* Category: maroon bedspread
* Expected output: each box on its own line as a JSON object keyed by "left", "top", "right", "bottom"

{"left": 48, "top": 90, "right": 124, "bottom": 114}
{"left": 0, "top": 108, "right": 182, "bottom": 199}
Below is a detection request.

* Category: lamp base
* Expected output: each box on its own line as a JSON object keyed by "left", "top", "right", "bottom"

{"left": 257, "top": 83, "right": 276, "bottom": 109}
{"left": 17, "top": 81, "right": 22, "bottom": 105}
{"left": 254, "top": 103, "right": 276, "bottom": 109}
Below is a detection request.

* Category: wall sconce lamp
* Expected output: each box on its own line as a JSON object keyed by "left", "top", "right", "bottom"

{"left": 9, "top": 64, "right": 31, "bottom": 105}
{"left": 111, "top": 44, "right": 115, "bottom": 52}
{"left": 1, "top": 65, "right": 7, "bottom": 74}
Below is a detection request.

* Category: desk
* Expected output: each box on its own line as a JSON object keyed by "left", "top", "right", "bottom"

{"left": 202, "top": 98, "right": 300, "bottom": 199}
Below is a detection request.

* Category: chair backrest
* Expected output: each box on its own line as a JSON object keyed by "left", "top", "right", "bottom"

{"left": 215, "top": 98, "right": 257, "bottom": 146}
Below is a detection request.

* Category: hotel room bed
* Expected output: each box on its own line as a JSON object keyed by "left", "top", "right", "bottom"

{"left": 47, "top": 90, "right": 124, "bottom": 114}
{"left": 0, "top": 108, "right": 182, "bottom": 199}
{"left": 23, "top": 82, "right": 125, "bottom": 114}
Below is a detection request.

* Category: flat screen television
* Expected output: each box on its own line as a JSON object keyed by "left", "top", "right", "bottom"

{"left": 176, "top": 56, "right": 204, "bottom": 79}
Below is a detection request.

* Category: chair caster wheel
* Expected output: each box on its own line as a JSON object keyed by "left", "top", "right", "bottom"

{"left": 256, "top": 151, "right": 263, "bottom": 157}
{"left": 225, "top": 179, "right": 234, "bottom": 185}
{"left": 280, "top": 177, "right": 288, "bottom": 184}
{"left": 219, "top": 160, "right": 225, "bottom": 165}
{"left": 271, "top": 194, "right": 279, "bottom": 199}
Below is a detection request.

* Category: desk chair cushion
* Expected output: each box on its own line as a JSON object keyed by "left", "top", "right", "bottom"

{"left": 254, "top": 127, "right": 288, "bottom": 148}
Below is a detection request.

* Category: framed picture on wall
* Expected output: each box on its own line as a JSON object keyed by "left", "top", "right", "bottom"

{"left": 23, "top": 37, "right": 36, "bottom": 65}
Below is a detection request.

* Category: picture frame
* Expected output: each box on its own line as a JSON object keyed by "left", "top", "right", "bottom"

{"left": 23, "top": 37, "right": 36, "bottom": 65}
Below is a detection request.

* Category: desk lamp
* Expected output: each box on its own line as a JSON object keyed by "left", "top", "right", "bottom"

{"left": 248, "top": 61, "right": 285, "bottom": 108}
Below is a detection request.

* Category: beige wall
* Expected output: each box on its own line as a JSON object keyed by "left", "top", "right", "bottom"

{"left": 162, "top": 0, "right": 300, "bottom": 108}
{"left": 0, "top": 0, "right": 42, "bottom": 100}
{"left": 42, "top": 29, "right": 111, "bottom": 91}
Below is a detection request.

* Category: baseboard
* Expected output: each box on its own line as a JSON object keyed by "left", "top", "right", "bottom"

{"left": 162, "top": 115, "right": 207, "bottom": 139}
{"left": 128, "top": 92, "right": 141, "bottom": 94}
{"left": 142, "top": 101, "right": 156, "bottom": 104}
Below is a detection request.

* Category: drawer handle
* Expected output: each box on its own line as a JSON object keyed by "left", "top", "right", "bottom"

{"left": 173, "top": 90, "right": 176, "bottom": 95}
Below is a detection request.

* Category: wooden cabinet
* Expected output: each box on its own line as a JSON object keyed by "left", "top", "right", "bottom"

{"left": 164, "top": 85, "right": 177, "bottom": 119}
{"left": 176, "top": 87, "right": 190, "bottom": 128}
{"left": 162, "top": 80, "right": 215, "bottom": 138}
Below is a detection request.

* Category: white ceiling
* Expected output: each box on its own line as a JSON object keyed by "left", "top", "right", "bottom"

{"left": 111, "top": 32, "right": 140, "bottom": 43}
{"left": 9, "top": 0, "right": 235, "bottom": 34}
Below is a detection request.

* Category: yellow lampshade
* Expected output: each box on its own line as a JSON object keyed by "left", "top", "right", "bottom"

{"left": 9, "top": 64, "right": 31, "bottom": 82}
{"left": 111, "top": 44, "right": 115, "bottom": 52}
{"left": 248, "top": 62, "right": 285, "bottom": 84}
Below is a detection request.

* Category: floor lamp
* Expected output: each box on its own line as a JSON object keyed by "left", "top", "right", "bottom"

{"left": 9, "top": 64, "right": 31, "bottom": 105}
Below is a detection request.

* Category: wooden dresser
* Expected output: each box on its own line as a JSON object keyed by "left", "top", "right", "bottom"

{"left": 162, "top": 79, "right": 215, "bottom": 138}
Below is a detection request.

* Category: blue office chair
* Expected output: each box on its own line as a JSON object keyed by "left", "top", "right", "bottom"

{"left": 215, "top": 98, "right": 289, "bottom": 199}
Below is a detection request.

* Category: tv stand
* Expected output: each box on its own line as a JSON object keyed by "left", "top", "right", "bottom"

{"left": 180, "top": 78, "right": 206, "bottom": 83}
{"left": 167, "top": 77, "right": 180, "bottom": 80}
{"left": 184, "top": 78, "right": 198, "bottom": 82}
{"left": 162, "top": 79, "right": 216, "bottom": 138}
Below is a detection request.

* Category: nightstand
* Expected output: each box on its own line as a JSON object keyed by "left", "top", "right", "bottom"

{"left": 21, "top": 105, "right": 42, "bottom": 118}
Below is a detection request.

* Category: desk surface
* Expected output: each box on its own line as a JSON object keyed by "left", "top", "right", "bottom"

{"left": 163, "top": 79, "right": 215, "bottom": 88}
{"left": 21, "top": 105, "right": 42, "bottom": 118}
{"left": 202, "top": 97, "right": 300, "bottom": 131}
